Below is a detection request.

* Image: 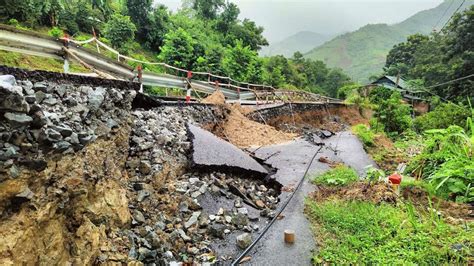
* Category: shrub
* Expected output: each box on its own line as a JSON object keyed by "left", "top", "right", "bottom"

{"left": 352, "top": 124, "right": 375, "bottom": 147}
{"left": 374, "top": 92, "right": 413, "bottom": 137}
{"left": 312, "top": 165, "right": 359, "bottom": 186}
{"left": 414, "top": 102, "right": 470, "bottom": 132}
{"left": 103, "top": 14, "right": 137, "bottom": 49}
{"left": 410, "top": 125, "right": 473, "bottom": 202}
{"left": 48, "top": 27, "right": 63, "bottom": 38}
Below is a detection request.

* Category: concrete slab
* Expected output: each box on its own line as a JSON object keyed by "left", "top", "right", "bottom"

{"left": 187, "top": 123, "right": 268, "bottom": 176}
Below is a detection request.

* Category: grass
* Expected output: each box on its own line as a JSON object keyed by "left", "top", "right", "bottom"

{"left": 0, "top": 50, "right": 88, "bottom": 73}
{"left": 312, "top": 165, "right": 359, "bottom": 186}
{"left": 306, "top": 199, "right": 473, "bottom": 264}
{"left": 352, "top": 124, "right": 375, "bottom": 147}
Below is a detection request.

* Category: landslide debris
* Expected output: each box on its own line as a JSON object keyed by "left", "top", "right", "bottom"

{"left": 0, "top": 72, "right": 287, "bottom": 265}
{"left": 202, "top": 89, "right": 296, "bottom": 148}
{"left": 187, "top": 123, "right": 268, "bottom": 176}
{"left": 124, "top": 106, "right": 281, "bottom": 264}
{"left": 0, "top": 74, "right": 135, "bottom": 265}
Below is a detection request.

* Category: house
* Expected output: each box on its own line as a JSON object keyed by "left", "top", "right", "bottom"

{"left": 367, "top": 75, "right": 430, "bottom": 114}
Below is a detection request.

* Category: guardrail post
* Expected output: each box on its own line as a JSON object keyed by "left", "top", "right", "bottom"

{"left": 237, "top": 87, "right": 241, "bottom": 104}
{"left": 137, "top": 65, "right": 143, "bottom": 93}
{"left": 63, "top": 57, "right": 69, "bottom": 73}
{"left": 186, "top": 71, "right": 193, "bottom": 104}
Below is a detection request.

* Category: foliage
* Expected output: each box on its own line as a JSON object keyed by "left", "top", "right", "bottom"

{"left": 374, "top": 92, "right": 413, "bottom": 136}
{"left": 312, "top": 165, "right": 359, "bottom": 186}
{"left": 384, "top": 5, "right": 474, "bottom": 101}
{"left": 103, "top": 13, "right": 137, "bottom": 50}
{"left": 47, "top": 26, "right": 63, "bottom": 38}
{"left": 221, "top": 40, "right": 261, "bottom": 82}
{"left": 352, "top": 124, "right": 375, "bottom": 147}
{"left": 364, "top": 166, "right": 385, "bottom": 182}
{"left": 414, "top": 102, "right": 471, "bottom": 132}
{"left": 306, "top": 199, "right": 473, "bottom": 264}
{"left": 158, "top": 27, "right": 197, "bottom": 70}
{"left": 410, "top": 125, "right": 473, "bottom": 202}
{"left": 0, "top": 0, "right": 352, "bottom": 94}
{"left": 192, "top": 0, "right": 225, "bottom": 20}
{"left": 305, "top": 0, "right": 473, "bottom": 83}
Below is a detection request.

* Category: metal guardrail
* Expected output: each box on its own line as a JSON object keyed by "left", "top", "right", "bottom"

{"left": 0, "top": 24, "right": 344, "bottom": 104}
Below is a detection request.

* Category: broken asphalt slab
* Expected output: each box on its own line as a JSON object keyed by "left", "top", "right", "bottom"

{"left": 187, "top": 123, "right": 268, "bottom": 176}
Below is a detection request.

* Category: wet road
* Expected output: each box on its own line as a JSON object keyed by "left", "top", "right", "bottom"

{"left": 246, "top": 131, "right": 376, "bottom": 265}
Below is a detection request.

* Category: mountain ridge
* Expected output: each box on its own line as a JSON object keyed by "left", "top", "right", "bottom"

{"left": 260, "top": 31, "right": 332, "bottom": 57}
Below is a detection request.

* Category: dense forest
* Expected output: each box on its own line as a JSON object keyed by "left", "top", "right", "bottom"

{"left": 0, "top": 0, "right": 352, "bottom": 97}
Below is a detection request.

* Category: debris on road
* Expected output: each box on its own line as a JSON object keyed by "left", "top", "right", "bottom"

{"left": 188, "top": 123, "right": 269, "bottom": 176}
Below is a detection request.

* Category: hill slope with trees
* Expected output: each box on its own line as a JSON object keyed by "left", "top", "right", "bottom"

{"left": 0, "top": 0, "right": 353, "bottom": 97}
{"left": 260, "top": 31, "right": 332, "bottom": 57}
{"left": 304, "top": 0, "right": 474, "bottom": 82}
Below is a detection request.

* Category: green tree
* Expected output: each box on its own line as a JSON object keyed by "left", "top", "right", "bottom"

{"left": 226, "top": 19, "right": 268, "bottom": 51}
{"left": 192, "top": 0, "right": 224, "bottom": 20}
{"left": 221, "top": 40, "right": 259, "bottom": 81}
{"left": 0, "top": 0, "right": 39, "bottom": 26}
{"left": 158, "top": 27, "right": 196, "bottom": 70}
{"left": 216, "top": 2, "right": 239, "bottom": 33}
{"left": 384, "top": 34, "right": 429, "bottom": 77}
{"left": 126, "top": 0, "right": 152, "bottom": 42}
{"left": 145, "top": 5, "right": 170, "bottom": 50}
{"left": 103, "top": 13, "right": 137, "bottom": 49}
{"left": 375, "top": 92, "right": 413, "bottom": 136}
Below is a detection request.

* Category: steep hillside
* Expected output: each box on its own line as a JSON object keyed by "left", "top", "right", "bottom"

{"left": 304, "top": 0, "right": 474, "bottom": 82}
{"left": 260, "top": 31, "right": 331, "bottom": 57}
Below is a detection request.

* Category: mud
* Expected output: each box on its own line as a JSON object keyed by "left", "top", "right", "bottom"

{"left": 310, "top": 182, "right": 473, "bottom": 220}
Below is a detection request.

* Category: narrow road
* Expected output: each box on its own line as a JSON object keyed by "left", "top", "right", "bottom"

{"left": 247, "top": 131, "right": 376, "bottom": 265}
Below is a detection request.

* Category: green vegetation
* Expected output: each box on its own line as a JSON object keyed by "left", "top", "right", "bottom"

{"left": 410, "top": 125, "right": 473, "bottom": 202}
{"left": 374, "top": 92, "right": 413, "bottom": 136}
{"left": 0, "top": 0, "right": 353, "bottom": 97}
{"left": 103, "top": 14, "right": 137, "bottom": 52}
{"left": 385, "top": 5, "right": 474, "bottom": 101}
{"left": 307, "top": 199, "right": 472, "bottom": 264}
{"left": 304, "top": 0, "right": 473, "bottom": 82}
{"left": 0, "top": 50, "right": 88, "bottom": 73}
{"left": 414, "top": 102, "right": 471, "bottom": 132}
{"left": 312, "top": 165, "right": 359, "bottom": 186}
{"left": 352, "top": 124, "right": 375, "bottom": 147}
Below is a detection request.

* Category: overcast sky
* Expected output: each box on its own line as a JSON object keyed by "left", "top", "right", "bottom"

{"left": 155, "top": 0, "right": 444, "bottom": 43}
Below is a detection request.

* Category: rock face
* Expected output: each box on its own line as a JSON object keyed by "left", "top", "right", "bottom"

{"left": 187, "top": 123, "right": 268, "bottom": 176}
{"left": 0, "top": 74, "right": 136, "bottom": 265}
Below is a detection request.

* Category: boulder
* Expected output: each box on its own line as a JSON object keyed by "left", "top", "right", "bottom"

{"left": 236, "top": 233, "right": 252, "bottom": 249}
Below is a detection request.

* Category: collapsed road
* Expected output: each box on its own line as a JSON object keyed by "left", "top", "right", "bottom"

{"left": 0, "top": 67, "right": 372, "bottom": 265}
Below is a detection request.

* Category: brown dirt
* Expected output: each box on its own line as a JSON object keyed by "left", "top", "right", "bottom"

{"left": 366, "top": 134, "right": 405, "bottom": 172}
{"left": 0, "top": 124, "right": 132, "bottom": 265}
{"left": 310, "top": 182, "right": 472, "bottom": 220}
{"left": 267, "top": 105, "right": 368, "bottom": 134}
{"left": 221, "top": 105, "right": 296, "bottom": 148}
{"left": 201, "top": 89, "right": 226, "bottom": 105}
{"left": 203, "top": 90, "right": 296, "bottom": 148}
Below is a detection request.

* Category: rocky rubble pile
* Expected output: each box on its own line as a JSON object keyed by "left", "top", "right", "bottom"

{"left": 122, "top": 107, "right": 281, "bottom": 264}
{"left": 0, "top": 74, "right": 136, "bottom": 175}
{"left": 121, "top": 170, "right": 280, "bottom": 264}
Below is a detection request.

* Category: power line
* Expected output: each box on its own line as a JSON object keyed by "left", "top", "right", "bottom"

{"left": 440, "top": 0, "right": 466, "bottom": 32}
{"left": 433, "top": 0, "right": 454, "bottom": 30}
{"left": 426, "top": 73, "right": 474, "bottom": 89}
